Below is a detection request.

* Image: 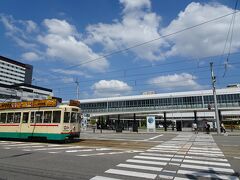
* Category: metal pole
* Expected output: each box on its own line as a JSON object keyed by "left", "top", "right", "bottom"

{"left": 210, "top": 62, "right": 221, "bottom": 134}
{"left": 75, "top": 78, "right": 80, "bottom": 100}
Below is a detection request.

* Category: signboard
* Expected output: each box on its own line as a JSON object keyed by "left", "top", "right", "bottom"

{"left": 0, "top": 99, "right": 57, "bottom": 110}
{"left": 147, "top": 116, "right": 156, "bottom": 132}
{"left": 69, "top": 100, "right": 80, "bottom": 107}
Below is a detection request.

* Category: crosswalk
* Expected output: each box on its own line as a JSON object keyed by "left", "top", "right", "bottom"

{"left": 0, "top": 141, "right": 142, "bottom": 157}
{"left": 90, "top": 134, "right": 239, "bottom": 180}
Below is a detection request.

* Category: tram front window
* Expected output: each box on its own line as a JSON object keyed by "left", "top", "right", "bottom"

{"left": 64, "top": 112, "right": 70, "bottom": 123}
{"left": 71, "top": 112, "right": 77, "bottom": 123}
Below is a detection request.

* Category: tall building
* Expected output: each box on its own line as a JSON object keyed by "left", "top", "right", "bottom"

{"left": 0, "top": 55, "right": 53, "bottom": 102}
{"left": 0, "top": 56, "right": 33, "bottom": 85}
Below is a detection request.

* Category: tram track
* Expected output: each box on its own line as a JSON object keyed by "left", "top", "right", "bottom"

{"left": 71, "top": 139, "right": 159, "bottom": 151}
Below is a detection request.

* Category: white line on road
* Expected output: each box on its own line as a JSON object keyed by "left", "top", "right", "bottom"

{"left": 126, "top": 159, "right": 167, "bottom": 166}
{"left": 105, "top": 169, "right": 157, "bottom": 179}
{"left": 90, "top": 176, "right": 122, "bottom": 180}
{"left": 144, "top": 134, "right": 163, "bottom": 141}
{"left": 134, "top": 155, "right": 171, "bottom": 161}
{"left": 117, "top": 163, "right": 162, "bottom": 171}
{"left": 183, "top": 159, "right": 231, "bottom": 167}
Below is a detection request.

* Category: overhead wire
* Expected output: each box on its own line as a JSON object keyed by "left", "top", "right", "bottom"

{"left": 33, "top": 10, "right": 240, "bottom": 84}
{"left": 223, "top": 0, "right": 239, "bottom": 77}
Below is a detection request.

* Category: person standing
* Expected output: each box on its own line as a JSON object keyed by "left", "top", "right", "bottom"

{"left": 221, "top": 122, "right": 226, "bottom": 133}
{"left": 205, "top": 122, "right": 210, "bottom": 134}
{"left": 192, "top": 122, "right": 198, "bottom": 134}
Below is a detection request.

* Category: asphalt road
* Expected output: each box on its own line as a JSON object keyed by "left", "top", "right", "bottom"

{"left": 0, "top": 133, "right": 175, "bottom": 180}
{"left": 0, "top": 132, "right": 239, "bottom": 180}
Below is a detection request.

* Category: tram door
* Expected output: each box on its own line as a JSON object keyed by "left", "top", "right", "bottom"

{"left": 176, "top": 120, "right": 182, "bottom": 131}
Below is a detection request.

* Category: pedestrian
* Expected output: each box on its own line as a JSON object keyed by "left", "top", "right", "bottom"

{"left": 206, "top": 123, "right": 210, "bottom": 134}
{"left": 192, "top": 122, "right": 198, "bottom": 134}
{"left": 221, "top": 122, "right": 226, "bottom": 133}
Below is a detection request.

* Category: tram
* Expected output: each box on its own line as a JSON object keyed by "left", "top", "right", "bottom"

{"left": 0, "top": 99, "right": 82, "bottom": 141}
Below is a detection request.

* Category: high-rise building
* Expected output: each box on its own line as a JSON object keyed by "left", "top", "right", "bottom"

{"left": 0, "top": 55, "right": 53, "bottom": 102}
{"left": 0, "top": 56, "right": 33, "bottom": 85}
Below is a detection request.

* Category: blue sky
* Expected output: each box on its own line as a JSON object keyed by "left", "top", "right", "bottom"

{"left": 0, "top": 0, "right": 240, "bottom": 100}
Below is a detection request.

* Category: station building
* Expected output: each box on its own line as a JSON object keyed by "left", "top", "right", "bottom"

{"left": 0, "top": 55, "right": 53, "bottom": 102}
{"left": 80, "top": 86, "right": 240, "bottom": 131}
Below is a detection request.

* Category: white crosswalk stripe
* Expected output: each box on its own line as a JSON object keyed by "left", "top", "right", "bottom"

{"left": 90, "top": 133, "right": 239, "bottom": 180}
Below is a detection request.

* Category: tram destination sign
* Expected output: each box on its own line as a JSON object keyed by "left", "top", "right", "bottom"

{"left": 0, "top": 99, "right": 57, "bottom": 110}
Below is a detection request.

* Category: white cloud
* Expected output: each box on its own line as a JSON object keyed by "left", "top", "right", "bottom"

{"left": 85, "top": 0, "right": 166, "bottom": 61}
{"left": 21, "top": 52, "right": 41, "bottom": 61}
{"left": 43, "top": 19, "right": 77, "bottom": 37}
{"left": 162, "top": 2, "right": 240, "bottom": 58}
{"left": 38, "top": 19, "right": 109, "bottom": 72}
{"left": 92, "top": 80, "right": 132, "bottom": 97}
{"left": 149, "top": 73, "right": 203, "bottom": 90}
{"left": 0, "top": 14, "right": 38, "bottom": 49}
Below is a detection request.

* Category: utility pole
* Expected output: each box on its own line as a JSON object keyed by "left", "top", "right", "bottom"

{"left": 75, "top": 78, "right": 80, "bottom": 100}
{"left": 210, "top": 62, "right": 221, "bottom": 134}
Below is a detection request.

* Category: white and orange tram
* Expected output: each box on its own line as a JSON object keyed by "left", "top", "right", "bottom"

{"left": 0, "top": 99, "right": 82, "bottom": 141}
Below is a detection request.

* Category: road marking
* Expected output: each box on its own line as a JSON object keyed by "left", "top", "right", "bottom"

{"left": 234, "top": 156, "right": 240, "bottom": 159}
{"left": 144, "top": 134, "right": 163, "bottom": 141}
{"left": 4, "top": 143, "right": 42, "bottom": 147}
{"left": 185, "top": 155, "right": 228, "bottom": 162}
{"left": 66, "top": 149, "right": 94, "bottom": 153}
{"left": 151, "top": 147, "right": 180, "bottom": 151}
{"left": 159, "top": 174, "right": 174, "bottom": 179}
{"left": 134, "top": 155, "right": 171, "bottom": 161}
{"left": 126, "top": 159, "right": 167, "bottom": 166}
{"left": 187, "top": 152, "right": 224, "bottom": 157}
{"left": 191, "top": 147, "right": 220, "bottom": 150}
{"left": 183, "top": 159, "right": 231, "bottom": 167}
{"left": 178, "top": 169, "right": 239, "bottom": 180}
{"left": 18, "top": 145, "right": 45, "bottom": 148}
{"left": 90, "top": 176, "right": 122, "bottom": 180}
{"left": 181, "top": 164, "right": 234, "bottom": 173}
{"left": 77, "top": 150, "right": 139, "bottom": 157}
{"left": 188, "top": 149, "right": 223, "bottom": 154}
{"left": 140, "top": 153, "right": 174, "bottom": 157}
{"left": 105, "top": 169, "right": 157, "bottom": 179}
{"left": 117, "top": 163, "right": 162, "bottom": 171}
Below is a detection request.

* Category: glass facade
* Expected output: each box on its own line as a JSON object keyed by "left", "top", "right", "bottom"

{"left": 81, "top": 93, "right": 240, "bottom": 113}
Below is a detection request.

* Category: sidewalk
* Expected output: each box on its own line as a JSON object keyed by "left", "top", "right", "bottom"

{"left": 81, "top": 127, "right": 240, "bottom": 136}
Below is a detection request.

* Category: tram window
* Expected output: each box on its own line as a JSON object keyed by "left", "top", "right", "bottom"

{"left": 44, "top": 111, "right": 52, "bottom": 123}
{"left": 30, "top": 112, "right": 35, "bottom": 123}
{"left": 71, "top": 112, "right": 77, "bottom": 123}
{"left": 35, "top": 111, "right": 43, "bottom": 123}
{"left": 22, "top": 112, "right": 29, "bottom": 123}
{"left": 53, "top": 111, "right": 61, "bottom": 123}
{"left": 64, "top": 112, "right": 70, "bottom": 123}
{"left": 7, "top": 113, "right": 14, "bottom": 123}
{"left": 0, "top": 113, "right": 6, "bottom": 123}
{"left": 14, "top": 112, "right": 21, "bottom": 123}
